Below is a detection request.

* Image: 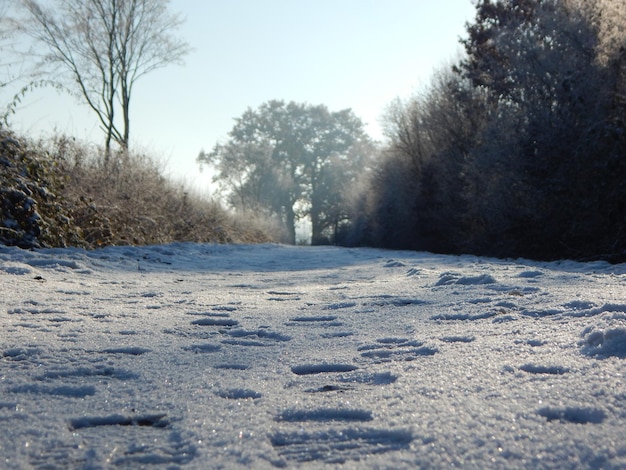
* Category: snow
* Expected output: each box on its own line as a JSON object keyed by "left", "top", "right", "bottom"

{"left": 0, "top": 242, "right": 625, "bottom": 469}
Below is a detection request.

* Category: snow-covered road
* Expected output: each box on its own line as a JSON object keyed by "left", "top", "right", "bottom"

{"left": 0, "top": 243, "right": 625, "bottom": 468}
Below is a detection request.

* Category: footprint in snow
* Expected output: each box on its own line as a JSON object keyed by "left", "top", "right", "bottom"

{"left": 368, "top": 297, "right": 429, "bottom": 308}
{"left": 212, "top": 305, "right": 239, "bottom": 312}
{"left": 8, "top": 306, "right": 67, "bottom": 315}
{"left": 580, "top": 325, "right": 626, "bottom": 358}
{"left": 187, "top": 307, "right": 239, "bottom": 326}
{"left": 320, "top": 331, "right": 355, "bottom": 338}
{"left": 285, "top": 315, "right": 344, "bottom": 328}
{"left": 291, "top": 364, "right": 358, "bottom": 375}
{"left": 304, "top": 384, "right": 353, "bottom": 393}
{"left": 214, "top": 363, "right": 250, "bottom": 370}
{"left": 537, "top": 406, "right": 606, "bottom": 424}
{"left": 301, "top": 371, "right": 398, "bottom": 393}
{"left": 267, "top": 290, "right": 302, "bottom": 301}
{"left": 431, "top": 311, "right": 498, "bottom": 321}
{"left": 384, "top": 259, "right": 406, "bottom": 268}
{"left": 186, "top": 311, "right": 231, "bottom": 318}
{"left": 69, "top": 413, "right": 169, "bottom": 430}
{"left": 435, "top": 272, "right": 497, "bottom": 286}
{"left": 275, "top": 408, "right": 373, "bottom": 423}
{"left": 191, "top": 317, "right": 239, "bottom": 327}
{"left": 8, "top": 383, "right": 96, "bottom": 398}
{"left": 181, "top": 343, "right": 221, "bottom": 353}
{"left": 517, "top": 270, "right": 544, "bottom": 279}
{"left": 290, "top": 315, "right": 338, "bottom": 322}
{"left": 219, "top": 328, "right": 291, "bottom": 347}
{"left": 34, "top": 365, "right": 139, "bottom": 381}
{"left": 3, "top": 347, "right": 44, "bottom": 361}
{"left": 221, "top": 338, "right": 268, "bottom": 347}
{"left": 440, "top": 336, "right": 475, "bottom": 343}
{"left": 323, "top": 302, "right": 357, "bottom": 310}
{"left": 519, "top": 364, "right": 569, "bottom": 375}
{"left": 358, "top": 338, "right": 438, "bottom": 363}
{"left": 270, "top": 427, "right": 413, "bottom": 465}
{"left": 339, "top": 371, "right": 399, "bottom": 386}
{"left": 286, "top": 315, "right": 344, "bottom": 327}
{"left": 101, "top": 347, "right": 151, "bottom": 355}
{"left": 65, "top": 413, "right": 197, "bottom": 467}
{"left": 217, "top": 388, "right": 262, "bottom": 400}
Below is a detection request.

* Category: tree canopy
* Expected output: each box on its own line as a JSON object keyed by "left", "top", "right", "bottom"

{"left": 349, "top": 0, "right": 626, "bottom": 261}
{"left": 198, "top": 100, "right": 375, "bottom": 244}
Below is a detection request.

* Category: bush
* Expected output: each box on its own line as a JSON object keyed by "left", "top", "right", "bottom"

{"left": 0, "top": 131, "right": 282, "bottom": 249}
{"left": 0, "top": 130, "right": 83, "bottom": 248}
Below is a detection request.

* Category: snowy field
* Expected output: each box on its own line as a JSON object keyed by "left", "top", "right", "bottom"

{"left": 0, "top": 242, "right": 625, "bottom": 469}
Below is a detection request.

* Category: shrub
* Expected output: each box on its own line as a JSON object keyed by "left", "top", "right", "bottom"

{"left": 0, "top": 131, "right": 282, "bottom": 249}
{"left": 0, "top": 130, "right": 83, "bottom": 248}
{"left": 47, "top": 136, "right": 283, "bottom": 247}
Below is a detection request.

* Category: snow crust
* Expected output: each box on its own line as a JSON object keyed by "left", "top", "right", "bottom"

{"left": 0, "top": 242, "right": 625, "bottom": 468}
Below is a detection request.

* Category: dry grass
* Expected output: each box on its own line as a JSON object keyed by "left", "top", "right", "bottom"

{"left": 1, "top": 132, "right": 283, "bottom": 249}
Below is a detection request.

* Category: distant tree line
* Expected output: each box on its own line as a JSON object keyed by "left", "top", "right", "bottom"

{"left": 200, "top": 0, "right": 626, "bottom": 261}
{"left": 345, "top": 0, "right": 626, "bottom": 261}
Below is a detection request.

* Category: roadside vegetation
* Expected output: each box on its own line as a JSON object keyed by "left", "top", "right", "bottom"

{"left": 0, "top": 130, "right": 283, "bottom": 249}
{"left": 3, "top": 0, "right": 626, "bottom": 262}
{"left": 345, "top": 0, "right": 626, "bottom": 262}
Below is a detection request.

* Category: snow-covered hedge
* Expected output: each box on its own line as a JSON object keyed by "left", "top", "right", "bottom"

{"left": 0, "top": 131, "right": 281, "bottom": 249}
{"left": 0, "top": 131, "right": 83, "bottom": 248}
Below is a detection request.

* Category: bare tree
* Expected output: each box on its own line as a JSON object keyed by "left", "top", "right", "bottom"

{"left": 0, "top": 0, "right": 33, "bottom": 125}
{"left": 15, "top": 0, "right": 190, "bottom": 161}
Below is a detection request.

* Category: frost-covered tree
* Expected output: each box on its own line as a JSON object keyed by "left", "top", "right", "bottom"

{"left": 15, "top": 0, "right": 190, "bottom": 160}
{"left": 359, "top": 66, "right": 489, "bottom": 252}
{"left": 457, "top": 0, "right": 626, "bottom": 259}
{"left": 357, "top": 0, "right": 626, "bottom": 260}
{"left": 198, "top": 101, "right": 373, "bottom": 244}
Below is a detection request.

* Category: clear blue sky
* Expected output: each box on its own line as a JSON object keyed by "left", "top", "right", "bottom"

{"left": 7, "top": 1, "right": 476, "bottom": 191}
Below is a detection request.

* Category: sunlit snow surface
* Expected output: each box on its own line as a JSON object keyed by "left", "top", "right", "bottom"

{"left": 1, "top": 243, "right": 625, "bottom": 469}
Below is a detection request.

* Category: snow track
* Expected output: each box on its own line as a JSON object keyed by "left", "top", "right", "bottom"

{"left": 0, "top": 243, "right": 625, "bottom": 468}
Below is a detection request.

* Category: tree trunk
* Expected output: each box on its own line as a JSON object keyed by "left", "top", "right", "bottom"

{"left": 285, "top": 204, "right": 296, "bottom": 244}
{"left": 121, "top": 83, "right": 130, "bottom": 151}
{"left": 310, "top": 203, "right": 323, "bottom": 245}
